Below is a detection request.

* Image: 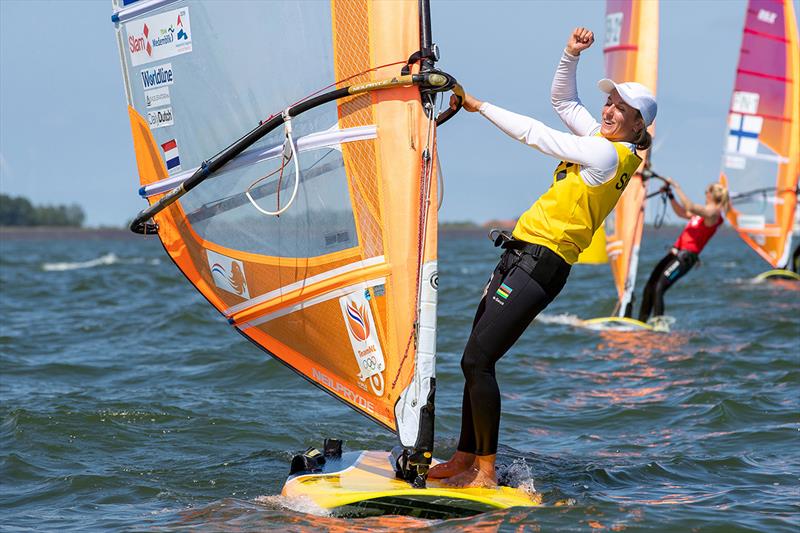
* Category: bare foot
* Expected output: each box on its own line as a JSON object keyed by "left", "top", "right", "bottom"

{"left": 441, "top": 467, "right": 498, "bottom": 488}
{"left": 427, "top": 450, "right": 475, "bottom": 479}
{"left": 440, "top": 454, "right": 497, "bottom": 488}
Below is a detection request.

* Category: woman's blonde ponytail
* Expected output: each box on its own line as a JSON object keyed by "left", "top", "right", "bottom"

{"left": 709, "top": 183, "right": 730, "bottom": 213}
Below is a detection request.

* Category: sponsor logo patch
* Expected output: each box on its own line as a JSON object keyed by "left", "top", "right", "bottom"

{"left": 311, "top": 367, "right": 375, "bottom": 413}
{"left": 147, "top": 107, "right": 174, "bottom": 129}
{"left": 605, "top": 12, "right": 624, "bottom": 47}
{"left": 339, "top": 291, "right": 386, "bottom": 388}
{"left": 145, "top": 86, "right": 171, "bottom": 109}
{"left": 125, "top": 8, "right": 192, "bottom": 67}
{"left": 757, "top": 9, "right": 777, "bottom": 24}
{"left": 140, "top": 63, "right": 174, "bottom": 90}
{"left": 206, "top": 250, "right": 249, "bottom": 299}
{"left": 731, "top": 91, "right": 759, "bottom": 115}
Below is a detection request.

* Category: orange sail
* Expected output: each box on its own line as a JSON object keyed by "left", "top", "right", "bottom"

{"left": 602, "top": 0, "right": 658, "bottom": 316}
{"left": 721, "top": 0, "right": 800, "bottom": 268}
{"left": 112, "top": 0, "right": 445, "bottom": 453}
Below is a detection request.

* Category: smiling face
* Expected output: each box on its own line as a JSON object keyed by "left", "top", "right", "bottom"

{"left": 600, "top": 89, "right": 645, "bottom": 142}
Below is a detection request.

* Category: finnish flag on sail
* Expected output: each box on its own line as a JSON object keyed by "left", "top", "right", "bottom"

{"left": 160, "top": 139, "right": 181, "bottom": 172}
{"left": 726, "top": 113, "right": 762, "bottom": 155}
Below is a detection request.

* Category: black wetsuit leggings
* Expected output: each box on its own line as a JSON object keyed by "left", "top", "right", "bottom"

{"left": 457, "top": 246, "right": 570, "bottom": 456}
{"left": 638, "top": 249, "right": 698, "bottom": 322}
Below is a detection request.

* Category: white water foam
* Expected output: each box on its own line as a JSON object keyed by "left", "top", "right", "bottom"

{"left": 42, "top": 254, "right": 160, "bottom": 272}
{"left": 43, "top": 253, "right": 120, "bottom": 272}
{"left": 535, "top": 313, "right": 584, "bottom": 327}
{"left": 536, "top": 312, "right": 676, "bottom": 332}
{"left": 254, "top": 494, "right": 332, "bottom": 517}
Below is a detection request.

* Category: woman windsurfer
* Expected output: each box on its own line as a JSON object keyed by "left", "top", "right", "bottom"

{"left": 428, "top": 27, "right": 657, "bottom": 488}
{"left": 637, "top": 180, "right": 728, "bottom": 325}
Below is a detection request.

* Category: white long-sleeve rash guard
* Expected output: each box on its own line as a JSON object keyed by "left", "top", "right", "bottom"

{"left": 478, "top": 50, "right": 636, "bottom": 187}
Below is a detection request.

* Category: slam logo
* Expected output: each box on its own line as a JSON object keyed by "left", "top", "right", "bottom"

{"left": 128, "top": 23, "right": 153, "bottom": 58}
{"left": 206, "top": 250, "right": 250, "bottom": 299}
{"left": 345, "top": 301, "right": 371, "bottom": 342}
{"left": 125, "top": 8, "right": 193, "bottom": 67}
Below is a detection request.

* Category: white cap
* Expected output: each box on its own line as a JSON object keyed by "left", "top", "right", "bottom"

{"left": 597, "top": 79, "right": 657, "bottom": 126}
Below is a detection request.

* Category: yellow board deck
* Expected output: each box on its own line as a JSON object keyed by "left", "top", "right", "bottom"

{"left": 281, "top": 450, "right": 540, "bottom": 518}
{"left": 581, "top": 316, "right": 655, "bottom": 331}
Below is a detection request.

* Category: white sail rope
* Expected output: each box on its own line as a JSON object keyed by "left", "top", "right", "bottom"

{"left": 437, "top": 155, "right": 444, "bottom": 211}
{"left": 246, "top": 110, "right": 301, "bottom": 216}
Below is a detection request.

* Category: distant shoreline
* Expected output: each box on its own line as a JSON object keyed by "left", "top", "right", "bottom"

{"left": 1, "top": 223, "right": 693, "bottom": 241}
{"left": 0, "top": 226, "right": 141, "bottom": 240}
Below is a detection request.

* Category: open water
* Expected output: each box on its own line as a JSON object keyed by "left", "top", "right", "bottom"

{"left": 1, "top": 226, "right": 798, "bottom": 532}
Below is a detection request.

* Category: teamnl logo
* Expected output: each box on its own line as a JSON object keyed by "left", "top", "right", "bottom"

{"left": 339, "top": 291, "right": 385, "bottom": 395}
{"left": 126, "top": 8, "right": 192, "bottom": 67}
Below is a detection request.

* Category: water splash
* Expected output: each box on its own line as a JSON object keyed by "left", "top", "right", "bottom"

{"left": 497, "top": 457, "right": 538, "bottom": 499}
{"left": 254, "top": 494, "right": 331, "bottom": 517}
{"left": 535, "top": 313, "right": 584, "bottom": 327}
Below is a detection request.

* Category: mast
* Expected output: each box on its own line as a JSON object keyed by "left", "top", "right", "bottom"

{"left": 602, "top": 0, "right": 659, "bottom": 318}
{"left": 391, "top": 0, "right": 440, "bottom": 487}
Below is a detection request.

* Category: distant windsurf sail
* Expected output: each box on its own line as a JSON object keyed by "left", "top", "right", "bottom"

{"left": 720, "top": 0, "right": 799, "bottom": 268}
{"left": 580, "top": 0, "right": 658, "bottom": 316}
{"left": 112, "top": 0, "right": 458, "bottom": 458}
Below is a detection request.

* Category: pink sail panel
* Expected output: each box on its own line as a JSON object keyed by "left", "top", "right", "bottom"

{"left": 722, "top": 0, "right": 799, "bottom": 267}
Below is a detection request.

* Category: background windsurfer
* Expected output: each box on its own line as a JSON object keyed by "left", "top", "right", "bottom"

{"left": 638, "top": 180, "right": 729, "bottom": 326}
{"left": 790, "top": 244, "right": 800, "bottom": 274}
{"left": 428, "top": 27, "right": 657, "bottom": 488}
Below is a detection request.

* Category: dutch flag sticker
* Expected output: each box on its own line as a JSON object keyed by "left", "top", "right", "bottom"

{"left": 160, "top": 139, "right": 181, "bottom": 173}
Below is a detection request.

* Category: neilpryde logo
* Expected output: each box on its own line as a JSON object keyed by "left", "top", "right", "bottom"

{"left": 345, "top": 301, "right": 371, "bottom": 342}
{"left": 206, "top": 250, "right": 250, "bottom": 299}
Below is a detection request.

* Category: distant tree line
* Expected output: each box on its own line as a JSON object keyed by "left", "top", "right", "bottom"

{"left": 440, "top": 220, "right": 480, "bottom": 230}
{"left": 0, "top": 194, "right": 85, "bottom": 227}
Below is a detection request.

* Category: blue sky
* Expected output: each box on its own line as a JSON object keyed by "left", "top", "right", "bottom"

{"left": 0, "top": 0, "right": 795, "bottom": 227}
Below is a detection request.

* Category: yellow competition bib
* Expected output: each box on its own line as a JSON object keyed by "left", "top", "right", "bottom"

{"left": 512, "top": 141, "right": 642, "bottom": 264}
